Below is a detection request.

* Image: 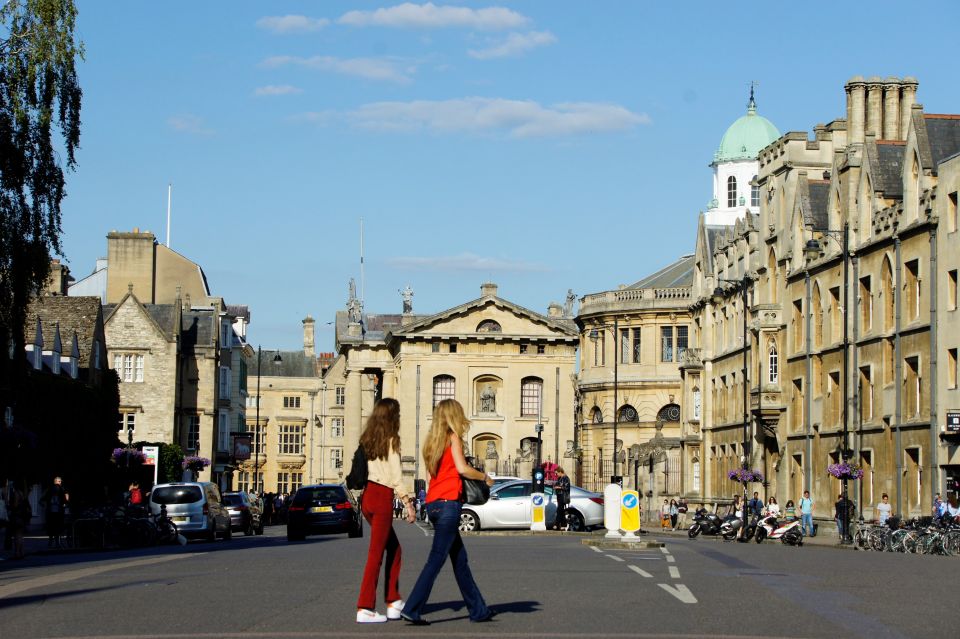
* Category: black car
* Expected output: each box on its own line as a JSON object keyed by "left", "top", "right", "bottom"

{"left": 223, "top": 491, "right": 264, "bottom": 536}
{"left": 287, "top": 484, "right": 362, "bottom": 541}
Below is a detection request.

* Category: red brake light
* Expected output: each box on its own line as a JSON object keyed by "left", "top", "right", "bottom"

{"left": 202, "top": 503, "right": 210, "bottom": 515}
{"left": 288, "top": 505, "right": 305, "bottom": 512}
{"left": 335, "top": 502, "right": 353, "bottom": 510}
{"left": 589, "top": 497, "right": 604, "bottom": 505}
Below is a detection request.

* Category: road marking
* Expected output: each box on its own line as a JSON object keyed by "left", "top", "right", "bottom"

{"left": 604, "top": 554, "right": 624, "bottom": 562}
{"left": 658, "top": 583, "right": 697, "bottom": 604}
{"left": 589, "top": 545, "right": 604, "bottom": 553}
{"left": 669, "top": 566, "right": 680, "bottom": 579}
{"left": 414, "top": 521, "right": 433, "bottom": 537}
{"left": 660, "top": 547, "right": 670, "bottom": 554}
{"left": 628, "top": 564, "right": 653, "bottom": 578}
{"left": 665, "top": 555, "right": 675, "bottom": 563}
{"left": 0, "top": 554, "right": 201, "bottom": 600}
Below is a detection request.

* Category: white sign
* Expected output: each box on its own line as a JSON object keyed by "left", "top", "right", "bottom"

{"left": 142, "top": 446, "right": 160, "bottom": 485}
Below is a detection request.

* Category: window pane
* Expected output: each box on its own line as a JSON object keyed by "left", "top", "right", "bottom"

{"left": 620, "top": 329, "right": 630, "bottom": 363}
{"left": 521, "top": 378, "right": 542, "bottom": 416}
{"left": 433, "top": 375, "right": 455, "bottom": 407}
{"left": 676, "top": 326, "right": 688, "bottom": 360}
{"left": 632, "top": 328, "right": 641, "bottom": 363}
{"left": 661, "top": 327, "right": 674, "bottom": 362}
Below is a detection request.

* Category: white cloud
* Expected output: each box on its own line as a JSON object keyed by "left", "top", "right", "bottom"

{"left": 468, "top": 31, "right": 557, "bottom": 59}
{"left": 167, "top": 114, "right": 214, "bottom": 136}
{"left": 254, "top": 84, "right": 303, "bottom": 97}
{"left": 346, "top": 97, "right": 650, "bottom": 137}
{"left": 387, "top": 253, "right": 550, "bottom": 273}
{"left": 261, "top": 55, "right": 413, "bottom": 84}
{"left": 256, "top": 15, "right": 329, "bottom": 34}
{"left": 338, "top": 2, "right": 529, "bottom": 30}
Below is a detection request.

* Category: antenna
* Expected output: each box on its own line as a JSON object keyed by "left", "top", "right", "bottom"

{"left": 166, "top": 183, "right": 172, "bottom": 247}
{"left": 360, "top": 218, "right": 365, "bottom": 307}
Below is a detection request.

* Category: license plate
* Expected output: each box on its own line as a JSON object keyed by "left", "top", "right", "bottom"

{"left": 310, "top": 506, "right": 332, "bottom": 513}
{"left": 172, "top": 516, "right": 187, "bottom": 523}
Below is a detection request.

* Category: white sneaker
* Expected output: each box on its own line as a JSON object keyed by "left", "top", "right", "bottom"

{"left": 387, "top": 600, "right": 405, "bottom": 620}
{"left": 357, "top": 609, "right": 387, "bottom": 623}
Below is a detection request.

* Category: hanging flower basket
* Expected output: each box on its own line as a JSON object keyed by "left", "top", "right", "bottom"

{"left": 112, "top": 447, "right": 146, "bottom": 464}
{"left": 727, "top": 468, "right": 764, "bottom": 483}
{"left": 182, "top": 456, "right": 211, "bottom": 472}
{"left": 827, "top": 463, "right": 863, "bottom": 480}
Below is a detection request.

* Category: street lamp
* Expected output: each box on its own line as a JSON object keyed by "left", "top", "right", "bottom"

{"left": 804, "top": 221, "right": 852, "bottom": 544}
{"left": 711, "top": 274, "right": 752, "bottom": 541}
{"left": 253, "top": 347, "right": 282, "bottom": 495}
{"left": 589, "top": 317, "right": 620, "bottom": 484}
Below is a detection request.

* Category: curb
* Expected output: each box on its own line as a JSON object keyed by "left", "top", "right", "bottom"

{"left": 582, "top": 538, "right": 665, "bottom": 550}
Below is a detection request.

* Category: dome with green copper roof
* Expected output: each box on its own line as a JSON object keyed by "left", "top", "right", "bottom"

{"left": 712, "top": 92, "right": 780, "bottom": 164}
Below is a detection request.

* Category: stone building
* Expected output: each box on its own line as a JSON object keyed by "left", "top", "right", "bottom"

{"left": 682, "top": 76, "right": 960, "bottom": 526}
{"left": 332, "top": 282, "right": 579, "bottom": 493}
{"left": 575, "top": 259, "right": 694, "bottom": 504}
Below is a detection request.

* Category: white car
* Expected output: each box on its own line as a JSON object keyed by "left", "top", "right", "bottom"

{"left": 459, "top": 480, "right": 604, "bottom": 532}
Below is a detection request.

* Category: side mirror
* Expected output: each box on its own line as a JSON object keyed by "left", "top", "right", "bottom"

{"left": 490, "top": 493, "right": 500, "bottom": 500}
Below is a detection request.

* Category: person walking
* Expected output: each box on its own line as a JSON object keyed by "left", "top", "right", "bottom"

{"left": 356, "top": 398, "right": 415, "bottom": 624}
{"left": 400, "top": 399, "right": 495, "bottom": 626}
{"left": 676, "top": 497, "right": 689, "bottom": 530}
{"left": 669, "top": 499, "right": 679, "bottom": 530}
{"left": 41, "top": 476, "right": 68, "bottom": 548}
{"left": 875, "top": 493, "right": 892, "bottom": 525}
{"left": 552, "top": 467, "right": 570, "bottom": 531}
{"left": 659, "top": 499, "right": 670, "bottom": 529}
{"left": 798, "top": 490, "right": 814, "bottom": 537}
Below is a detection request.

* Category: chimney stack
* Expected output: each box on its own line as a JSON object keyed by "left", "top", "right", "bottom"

{"left": 481, "top": 282, "right": 498, "bottom": 297}
{"left": 302, "top": 315, "right": 315, "bottom": 357}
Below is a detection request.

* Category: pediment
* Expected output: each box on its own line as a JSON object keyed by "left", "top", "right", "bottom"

{"left": 394, "top": 298, "right": 577, "bottom": 340}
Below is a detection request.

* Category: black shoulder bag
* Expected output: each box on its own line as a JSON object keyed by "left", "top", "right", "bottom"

{"left": 461, "top": 476, "right": 490, "bottom": 506}
{"left": 345, "top": 445, "right": 368, "bottom": 490}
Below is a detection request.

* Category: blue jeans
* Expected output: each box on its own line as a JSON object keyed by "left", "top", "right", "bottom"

{"left": 801, "top": 513, "right": 813, "bottom": 536}
{"left": 403, "top": 500, "right": 490, "bottom": 622}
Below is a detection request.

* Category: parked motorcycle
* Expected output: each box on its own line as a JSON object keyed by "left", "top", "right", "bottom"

{"left": 719, "top": 514, "right": 742, "bottom": 541}
{"left": 754, "top": 514, "right": 804, "bottom": 546}
{"left": 688, "top": 509, "right": 724, "bottom": 538}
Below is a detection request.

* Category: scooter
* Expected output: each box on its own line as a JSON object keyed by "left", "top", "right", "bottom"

{"left": 754, "top": 514, "right": 804, "bottom": 546}
{"left": 719, "top": 514, "right": 743, "bottom": 541}
{"left": 688, "top": 509, "right": 724, "bottom": 538}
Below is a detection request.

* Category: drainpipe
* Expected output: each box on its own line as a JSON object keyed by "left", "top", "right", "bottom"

{"left": 895, "top": 237, "right": 903, "bottom": 515}
{"left": 308, "top": 391, "right": 315, "bottom": 484}
{"left": 555, "top": 366, "right": 560, "bottom": 463}
{"left": 415, "top": 365, "right": 421, "bottom": 481}
{"left": 805, "top": 270, "right": 813, "bottom": 493}
{"left": 929, "top": 225, "right": 939, "bottom": 496}
{"left": 852, "top": 253, "right": 862, "bottom": 519}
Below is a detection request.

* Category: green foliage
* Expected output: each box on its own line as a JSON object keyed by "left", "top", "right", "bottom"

{"left": 0, "top": 0, "right": 83, "bottom": 355}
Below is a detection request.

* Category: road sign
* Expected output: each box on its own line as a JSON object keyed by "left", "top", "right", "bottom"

{"left": 620, "top": 490, "right": 640, "bottom": 534}
{"left": 531, "top": 493, "right": 546, "bottom": 531}
{"left": 142, "top": 446, "right": 159, "bottom": 485}
{"left": 947, "top": 411, "right": 960, "bottom": 433}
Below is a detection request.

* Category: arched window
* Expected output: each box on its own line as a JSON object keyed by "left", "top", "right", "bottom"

{"left": 591, "top": 406, "right": 603, "bottom": 424}
{"left": 882, "top": 256, "right": 894, "bottom": 331}
{"left": 432, "top": 375, "right": 455, "bottom": 407}
{"left": 657, "top": 404, "right": 681, "bottom": 422}
{"left": 767, "top": 248, "right": 778, "bottom": 304}
{"left": 727, "top": 176, "right": 738, "bottom": 207}
{"left": 751, "top": 175, "right": 760, "bottom": 207}
{"left": 768, "top": 340, "right": 779, "bottom": 384}
{"left": 812, "top": 283, "right": 823, "bottom": 348}
{"left": 692, "top": 388, "right": 701, "bottom": 420}
{"left": 619, "top": 405, "right": 639, "bottom": 422}
{"left": 520, "top": 377, "right": 543, "bottom": 416}
{"left": 476, "top": 320, "right": 502, "bottom": 333}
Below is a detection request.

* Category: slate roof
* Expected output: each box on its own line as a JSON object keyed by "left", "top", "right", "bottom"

{"left": 226, "top": 304, "right": 250, "bottom": 321}
{"left": 704, "top": 225, "right": 730, "bottom": 258}
{"left": 924, "top": 115, "right": 960, "bottom": 167}
{"left": 628, "top": 254, "right": 695, "bottom": 289}
{"left": 806, "top": 180, "right": 830, "bottom": 229}
{"left": 251, "top": 349, "right": 320, "bottom": 378}
{"left": 870, "top": 141, "right": 905, "bottom": 198}
{"left": 335, "top": 311, "right": 418, "bottom": 342}
{"left": 24, "top": 296, "right": 102, "bottom": 367}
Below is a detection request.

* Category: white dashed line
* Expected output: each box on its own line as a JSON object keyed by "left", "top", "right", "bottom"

{"left": 665, "top": 554, "right": 675, "bottom": 563}
{"left": 658, "top": 583, "right": 697, "bottom": 604}
{"left": 660, "top": 546, "right": 670, "bottom": 554}
{"left": 628, "top": 564, "right": 653, "bottom": 578}
{"left": 590, "top": 545, "right": 604, "bottom": 553}
{"left": 669, "top": 566, "right": 680, "bottom": 579}
{"left": 605, "top": 554, "right": 624, "bottom": 562}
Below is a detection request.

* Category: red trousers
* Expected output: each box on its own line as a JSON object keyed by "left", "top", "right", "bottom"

{"left": 357, "top": 481, "right": 402, "bottom": 609}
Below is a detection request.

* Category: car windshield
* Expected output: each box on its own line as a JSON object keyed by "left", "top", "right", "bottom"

{"left": 295, "top": 487, "right": 346, "bottom": 504}
{"left": 222, "top": 494, "right": 244, "bottom": 506}
{"left": 152, "top": 486, "right": 203, "bottom": 505}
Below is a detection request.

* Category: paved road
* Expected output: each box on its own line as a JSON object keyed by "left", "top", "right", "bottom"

{"left": 0, "top": 523, "right": 953, "bottom": 638}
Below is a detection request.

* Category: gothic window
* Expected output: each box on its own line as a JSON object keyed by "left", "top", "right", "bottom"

{"left": 521, "top": 377, "right": 543, "bottom": 416}
{"left": 768, "top": 341, "right": 779, "bottom": 384}
{"left": 433, "top": 375, "right": 455, "bottom": 407}
{"left": 477, "top": 320, "right": 502, "bottom": 333}
{"left": 657, "top": 404, "right": 681, "bottom": 422}
{"left": 727, "top": 176, "right": 737, "bottom": 208}
{"left": 591, "top": 406, "right": 603, "bottom": 423}
{"left": 692, "top": 388, "right": 701, "bottom": 420}
{"left": 619, "top": 405, "right": 639, "bottom": 422}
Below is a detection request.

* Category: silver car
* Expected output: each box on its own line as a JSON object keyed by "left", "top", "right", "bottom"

{"left": 149, "top": 482, "right": 232, "bottom": 542}
{"left": 459, "top": 480, "right": 604, "bottom": 532}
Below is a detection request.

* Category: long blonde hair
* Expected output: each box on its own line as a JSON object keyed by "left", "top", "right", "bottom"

{"left": 359, "top": 398, "right": 401, "bottom": 461}
{"left": 423, "top": 399, "right": 470, "bottom": 476}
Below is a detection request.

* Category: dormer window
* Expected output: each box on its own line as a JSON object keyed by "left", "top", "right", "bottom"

{"left": 477, "top": 320, "right": 502, "bottom": 333}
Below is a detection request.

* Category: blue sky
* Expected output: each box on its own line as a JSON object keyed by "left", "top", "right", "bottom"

{"left": 60, "top": 1, "right": 960, "bottom": 350}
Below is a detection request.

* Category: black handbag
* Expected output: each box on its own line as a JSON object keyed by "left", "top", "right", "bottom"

{"left": 345, "top": 445, "right": 368, "bottom": 490}
{"left": 460, "top": 476, "right": 490, "bottom": 506}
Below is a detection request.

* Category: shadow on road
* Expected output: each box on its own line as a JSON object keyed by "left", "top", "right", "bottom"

{"left": 421, "top": 598, "right": 542, "bottom": 622}
{"left": 0, "top": 585, "right": 125, "bottom": 609}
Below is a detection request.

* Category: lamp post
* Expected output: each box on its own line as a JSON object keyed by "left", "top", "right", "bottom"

{"left": 253, "top": 346, "right": 281, "bottom": 495}
{"left": 589, "top": 318, "right": 620, "bottom": 485}
{"left": 711, "top": 275, "right": 752, "bottom": 541}
{"left": 804, "top": 221, "right": 852, "bottom": 544}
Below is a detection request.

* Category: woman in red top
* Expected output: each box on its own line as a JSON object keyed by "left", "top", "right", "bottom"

{"left": 399, "top": 399, "right": 495, "bottom": 625}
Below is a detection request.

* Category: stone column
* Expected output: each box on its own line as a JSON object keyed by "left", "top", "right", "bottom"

{"left": 883, "top": 78, "right": 901, "bottom": 141}
{"left": 382, "top": 368, "right": 397, "bottom": 398}
{"left": 846, "top": 76, "right": 866, "bottom": 145}
{"left": 900, "top": 77, "right": 919, "bottom": 140}
{"left": 343, "top": 369, "right": 363, "bottom": 472}
{"left": 865, "top": 77, "right": 884, "bottom": 137}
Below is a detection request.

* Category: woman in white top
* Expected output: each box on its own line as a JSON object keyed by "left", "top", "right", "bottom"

{"left": 764, "top": 497, "right": 781, "bottom": 518}
{"left": 356, "top": 398, "right": 416, "bottom": 623}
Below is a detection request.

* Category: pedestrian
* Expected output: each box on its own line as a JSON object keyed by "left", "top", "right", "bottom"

{"left": 552, "top": 467, "right": 570, "bottom": 531}
{"left": 659, "top": 499, "right": 670, "bottom": 529}
{"left": 41, "top": 476, "right": 69, "bottom": 548}
{"left": 400, "top": 399, "right": 495, "bottom": 625}
{"left": 764, "top": 496, "right": 780, "bottom": 519}
{"left": 946, "top": 496, "right": 960, "bottom": 523}
{"left": 355, "top": 398, "right": 415, "bottom": 624}
{"left": 262, "top": 493, "right": 274, "bottom": 526}
{"left": 748, "top": 491, "right": 764, "bottom": 518}
{"left": 127, "top": 481, "right": 143, "bottom": 506}
{"left": 669, "top": 499, "right": 679, "bottom": 530}
{"left": 726, "top": 494, "right": 742, "bottom": 519}
{"left": 676, "top": 497, "right": 689, "bottom": 530}
{"left": 933, "top": 493, "right": 947, "bottom": 520}
{"left": 7, "top": 483, "right": 30, "bottom": 560}
{"left": 798, "top": 490, "right": 814, "bottom": 537}
{"left": 834, "top": 494, "right": 849, "bottom": 537}
{"left": 784, "top": 500, "right": 797, "bottom": 522}
{"left": 875, "top": 493, "right": 892, "bottom": 525}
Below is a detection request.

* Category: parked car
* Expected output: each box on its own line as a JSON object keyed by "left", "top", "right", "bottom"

{"left": 286, "top": 484, "right": 362, "bottom": 541}
{"left": 489, "top": 475, "right": 524, "bottom": 486}
{"left": 459, "top": 479, "right": 604, "bottom": 532}
{"left": 149, "top": 482, "right": 232, "bottom": 542}
{"left": 223, "top": 491, "right": 264, "bottom": 535}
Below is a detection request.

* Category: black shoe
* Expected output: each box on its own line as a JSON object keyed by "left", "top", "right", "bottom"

{"left": 471, "top": 610, "right": 497, "bottom": 623}
{"left": 399, "top": 612, "right": 430, "bottom": 626}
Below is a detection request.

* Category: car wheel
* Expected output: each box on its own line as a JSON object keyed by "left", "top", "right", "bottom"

{"left": 459, "top": 511, "right": 479, "bottom": 532}
{"left": 565, "top": 510, "right": 585, "bottom": 532}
